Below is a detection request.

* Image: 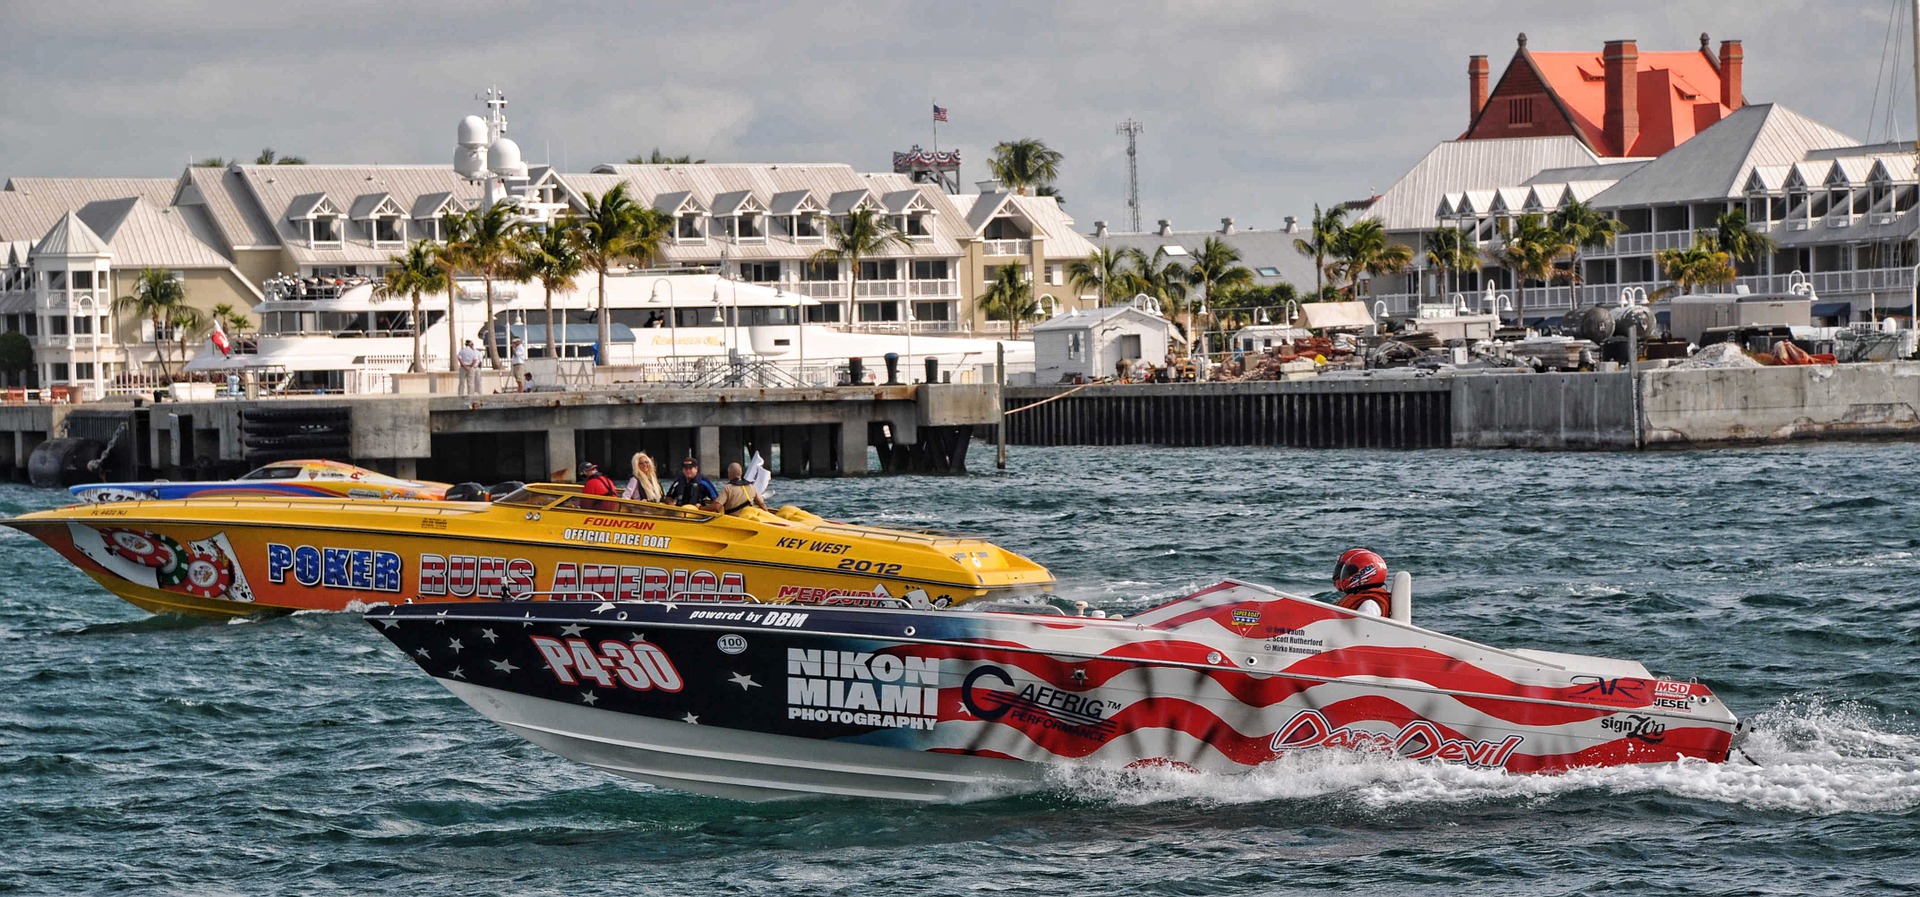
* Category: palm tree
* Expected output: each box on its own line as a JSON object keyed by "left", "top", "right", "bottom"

{"left": 114, "top": 268, "right": 203, "bottom": 379}
{"left": 254, "top": 148, "right": 306, "bottom": 165}
{"left": 987, "top": 139, "right": 1064, "bottom": 195}
{"left": 576, "top": 184, "right": 670, "bottom": 365}
{"left": 625, "top": 149, "right": 706, "bottom": 164}
{"left": 1653, "top": 238, "right": 1738, "bottom": 298}
{"left": 1066, "top": 247, "right": 1136, "bottom": 305}
{"left": 1550, "top": 200, "right": 1625, "bottom": 306}
{"left": 1123, "top": 247, "right": 1189, "bottom": 320}
{"left": 1500, "top": 213, "right": 1569, "bottom": 325}
{"left": 437, "top": 211, "right": 472, "bottom": 374}
{"left": 375, "top": 241, "right": 448, "bottom": 373}
{"left": 513, "top": 223, "right": 587, "bottom": 358}
{"left": 1292, "top": 204, "right": 1349, "bottom": 298}
{"left": 209, "top": 302, "right": 251, "bottom": 336}
{"left": 1424, "top": 226, "right": 1480, "bottom": 301}
{"left": 813, "top": 208, "right": 908, "bottom": 326}
{"left": 1331, "top": 219, "right": 1413, "bottom": 298}
{"left": 194, "top": 157, "right": 229, "bottom": 168}
{"left": 446, "top": 203, "right": 523, "bottom": 368}
{"left": 1706, "top": 208, "right": 1775, "bottom": 276}
{"left": 979, "top": 263, "right": 1042, "bottom": 339}
{"left": 1185, "top": 237, "right": 1255, "bottom": 351}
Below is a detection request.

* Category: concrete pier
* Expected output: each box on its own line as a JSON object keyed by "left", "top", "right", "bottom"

{"left": 2, "top": 384, "right": 1000, "bottom": 485}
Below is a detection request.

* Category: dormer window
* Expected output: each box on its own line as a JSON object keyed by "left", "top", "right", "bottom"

{"left": 290, "top": 193, "right": 345, "bottom": 248}
{"left": 414, "top": 217, "right": 442, "bottom": 242}
{"left": 793, "top": 212, "right": 823, "bottom": 240}
{"left": 311, "top": 215, "right": 341, "bottom": 246}
{"left": 373, "top": 216, "right": 405, "bottom": 245}
{"left": 901, "top": 211, "right": 932, "bottom": 239}
{"left": 676, "top": 213, "right": 705, "bottom": 242}
{"left": 738, "top": 210, "right": 763, "bottom": 241}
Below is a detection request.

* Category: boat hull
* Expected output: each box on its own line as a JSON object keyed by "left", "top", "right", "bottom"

{"left": 6, "top": 491, "right": 1052, "bottom": 618}
{"left": 369, "top": 585, "right": 1739, "bottom": 802}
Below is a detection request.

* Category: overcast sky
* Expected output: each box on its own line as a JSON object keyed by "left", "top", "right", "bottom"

{"left": 2, "top": 1, "right": 1913, "bottom": 234}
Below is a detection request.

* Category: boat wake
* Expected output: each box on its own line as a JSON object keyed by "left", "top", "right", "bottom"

{"left": 1035, "top": 697, "right": 1919, "bottom": 816}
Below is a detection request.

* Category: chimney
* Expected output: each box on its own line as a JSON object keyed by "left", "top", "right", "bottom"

{"left": 1093, "top": 220, "right": 1109, "bottom": 238}
{"left": 1719, "top": 39, "right": 1744, "bottom": 111}
{"left": 1469, "top": 55, "right": 1490, "bottom": 123}
{"left": 975, "top": 178, "right": 1003, "bottom": 193}
{"left": 1220, "top": 217, "right": 1236, "bottom": 235}
{"left": 1157, "top": 219, "right": 1173, "bottom": 236}
{"left": 1603, "top": 39, "right": 1640, "bottom": 156}
{"left": 1284, "top": 215, "right": 1299, "bottom": 233}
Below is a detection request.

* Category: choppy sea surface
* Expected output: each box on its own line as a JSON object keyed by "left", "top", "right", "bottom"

{"left": 2, "top": 444, "right": 1917, "bottom": 896}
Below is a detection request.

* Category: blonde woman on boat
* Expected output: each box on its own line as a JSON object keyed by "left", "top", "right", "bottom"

{"left": 623, "top": 452, "right": 663, "bottom": 502}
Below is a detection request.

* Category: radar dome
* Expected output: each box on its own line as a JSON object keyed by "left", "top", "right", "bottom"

{"left": 454, "top": 145, "right": 486, "bottom": 178}
{"left": 487, "top": 136, "right": 527, "bottom": 178}
{"left": 457, "top": 115, "right": 488, "bottom": 147}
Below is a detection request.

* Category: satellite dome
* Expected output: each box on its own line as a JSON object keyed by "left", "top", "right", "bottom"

{"left": 457, "top": 115, "right": 488, "bottom": 148}
{"left": 487, "top": 136, "right": 527, "bottom": 178}
{"left": 454, "top": 145, "right": 486, "bottom": 178}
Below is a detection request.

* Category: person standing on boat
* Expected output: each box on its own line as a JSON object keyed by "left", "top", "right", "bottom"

{"left": 510, "top": 337, "right": 529, "bottom": 384}
{"left": 1332, "top": 548, "right": 1393, "bottom": 617}
{"left": 456, "top": 340, "right": 482, "bottom": 395}
{"left": 717, "top": 462, "right": 769, "bottom": 515}
{"left": 623, "top": 452, "right": 663, "bottom": 502}
{"left": 579, "top": 461, "right": 619, "bottom": 509}
{"left": 665, "top": 458, "right": 720, "bottom": 512}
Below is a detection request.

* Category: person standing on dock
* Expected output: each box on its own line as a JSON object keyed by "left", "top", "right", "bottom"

{"left": 510, "top": 337, "right": 529, "bottom": 384}
{"left": 457, "top": 340, "right": 482, "bottom": 395}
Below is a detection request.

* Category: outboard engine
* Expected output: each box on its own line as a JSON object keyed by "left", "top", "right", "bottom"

{"left": 486, "top": 480, "right": 526, "bottom": 500}
{"left": 444, "top": 481, "right": 490, "bottom": 502}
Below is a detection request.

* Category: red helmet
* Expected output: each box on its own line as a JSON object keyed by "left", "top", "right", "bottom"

{"left": 1333, "top": 548, "right": 1388, "bottom": 594}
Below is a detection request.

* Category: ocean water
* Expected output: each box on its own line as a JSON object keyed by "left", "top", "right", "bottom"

{"left": 1, "top": 444, "right": 1917, "bottom": 896}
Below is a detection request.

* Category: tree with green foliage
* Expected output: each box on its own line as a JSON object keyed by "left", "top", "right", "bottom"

{"left": 0, "top": 330, "right": 31, "bottom": 385}
{"left": 513, "top": 223, "right": 588, "bottom": 358}
{"left": 987, "top": 139, "right": 1063, "bottom": 195}
{"left": 626, "top": 149, "right": 706, "bottom": 164}
{"left": 194, "top": 157, "right": 229, "bottom": 168}
{"left": 1330, "top": 219, "right": 1413, "bottom": 298}
{"left": 1653, "top": 238, "right": 1738, "bottom": 298}
{"left": 254, "top": 148, "right": 306, "bottom": 165}
{"left": 1423, "top": 226, "right": 1480, "bottom": 302}
{"left": 114, "top": 268, "right": 204, "bottom": 379}
{"left": 1066, "top": 247, "right": 1136, "bottom": 305}
{"left": 1550, "top": 200, "right": 1625, "bottom": 306}
{"left": 576, "top": 183, "right": 672, "bottom": 365}
{"left": 1704, "top": 208, "right": 1775, "bottom": 276}
{"left": 979, "top": 263, "right": 1042, "bottom": 339}
{"left": 1292, "top": 204, "right": 1349, "bottom": 298}
{"left": 444, "top": 204, "right": 524, "bottom": 367}
{"left": 813, "top": 208, "right": 908, "bottom": 326}
{"left": 1122, "top": 247, "right": 1189, "bottom": 322}
{"left": 375, "top": 241, "right": 448, "bottom": 372}
{"left": 1185, "top": 237, "right": 1255, "bottom": 349}
{"left": 1500, "top": 213, "right": 1571, "bottom": 325}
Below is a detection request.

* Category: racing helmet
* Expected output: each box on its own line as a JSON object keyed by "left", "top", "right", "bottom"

{"left": 1333, "top": 548, "right": 1388, "bottom": 594}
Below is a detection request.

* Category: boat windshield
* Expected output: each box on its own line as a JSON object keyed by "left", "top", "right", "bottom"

{"left": 239, "top": 465, "right": 305, "bottom": 481}
{"left": 494, "top": 484, "right": 712, "bottom": 522}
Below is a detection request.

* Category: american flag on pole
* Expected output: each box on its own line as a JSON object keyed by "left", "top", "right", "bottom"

{"left": 932, "top": 104, "right": 949, "bottom": 122}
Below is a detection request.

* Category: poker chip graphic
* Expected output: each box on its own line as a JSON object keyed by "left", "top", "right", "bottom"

{"left": 179, "top": 549, "right": 234, "bottom": 598}
{"left": 102, "top": 528, "right": 181, "bottom": 571}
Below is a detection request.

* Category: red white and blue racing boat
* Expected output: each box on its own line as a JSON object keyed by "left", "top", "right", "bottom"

{"left": 368, "top": 580, "right": 1742, "bottom": 802}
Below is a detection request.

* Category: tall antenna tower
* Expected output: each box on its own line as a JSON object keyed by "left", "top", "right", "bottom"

{"left": 1117, "top": 119, "right": 1143, "bottom": 232}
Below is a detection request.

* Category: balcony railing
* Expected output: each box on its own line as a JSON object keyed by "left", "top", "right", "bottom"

{"left": 855, "top": 281, "right": 906, "bottom": 298}
{"left": 909, "top": 279, "right": 957, "bottom": 297}
{"left": 794, "top": 281, "right": 847, "bottom": 299}
{"left": 982, "top": 238, "right": 1033, "bottom": 257}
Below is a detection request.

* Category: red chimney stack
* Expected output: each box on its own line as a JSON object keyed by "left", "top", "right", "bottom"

{"left": 1719, "top": 39, "right": 1744, "bottom": 111}
{"left": 1469, "top": 55, "right": 1490, "bottom": 123}
{"left": 1604, "top": 39, "right": 1640, "bottom": 156}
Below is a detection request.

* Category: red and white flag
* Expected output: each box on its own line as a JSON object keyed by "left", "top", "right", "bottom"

{"left": 210, "top": 319, "right": 231, "bottom": 358}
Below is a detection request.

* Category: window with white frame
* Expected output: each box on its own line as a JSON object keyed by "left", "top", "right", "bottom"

{"left": 800, "top": 261, "right": 839, "bottom": 281}
{"left": 373, "top": 216, "right": 405, "bottom": 244}
{"left": 738, "top": 211, "right": 763, "bottom": 240}
{"left": 739, "top": 262, "right": 781, "bottom": 283}
{"left": 676, "top": 213, "right": 705, "bottom": 241}
{"left": 793, "top": 213, "right": 823, "bottom": 240}
{"left": 311, "top": 215, "right": 342, "bottom": 245}
{"left": 910, "top": 259, "right": 948, "bottom": 280}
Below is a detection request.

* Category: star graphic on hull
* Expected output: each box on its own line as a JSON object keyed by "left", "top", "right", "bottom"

{"left": 728, "top": 672, "right": 761, "bottom": 691}
{"left": 628, "top": 632, "right": 649, "bottom": 643}
{"left": 593, "top": 602, "right": 616, "bottom": 613}
{"left": 521, "top": 612, "right": 535, "bottom": 628}
{"left": 682, "top": 712, "right": 699, "bottom": 725}
{"left": 447, "top": 638, "right": 464, "bottom": 654}
{"left": 480, "top": 628, "right": 499, "bottom": 643}
{"left": 434, "top": 610, "right": 448, "bottom": 625}
{"left": 414, "top": 647, "right": 431, "bottom": 659}
{"left": 559, "top": 623, "right": 588, "bottom": 637}
{"left": 580, "top": 691, "right": 600, "bottom": 706}
{"left": 447, "top": 666, "right": 466, "bottom": 680}
{"left": 375, "top": 615, "right": 401, "bottom": 629}
{"left": 490, "top": 658, "right": 519, "bottom": 673}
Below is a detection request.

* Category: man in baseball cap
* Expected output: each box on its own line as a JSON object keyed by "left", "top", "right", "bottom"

{"left": 665, "top": 457, "right": 720, "bottom": 511}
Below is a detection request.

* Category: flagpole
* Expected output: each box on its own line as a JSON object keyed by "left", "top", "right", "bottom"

{"left": 931, "top": 99, "right": 940, "bottom": 156}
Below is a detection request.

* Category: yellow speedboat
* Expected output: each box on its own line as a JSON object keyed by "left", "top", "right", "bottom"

{"left": 4, "top": 484, "right": 1054, "bottom": 618}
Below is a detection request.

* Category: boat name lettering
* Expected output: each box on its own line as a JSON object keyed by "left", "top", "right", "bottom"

{"left": 774, "top": 536, "right": 851, "bottom": 554}
{"left": 561, "top": 528, "right": 671, "bottom": 548}
{"left": 1269, "top": 710, "right": 1523, "bottom": 769}
{"left": 581, "top": 516, "right": 655, "bottom": 531}
{"left": 772, "top": 585, "right": 907, "bottom": 608}
{"left": 530, "top": 636, "right": 684, "bottom": 692}
{"left": 787, "top": 648, "right": 939, "bottom": 729}
{"left": 836, "top": 559, "right": 903, "bottom": 575}
{"left": 266, "top": 543, "right": 403, "bottom": 593}
{"left": 553, "top": 563, "right": 745, "bottom": 602}
{"left": 1599, "top": 714, "right": 1667, "bottom": 743}
{"left": 417, "top": 553, "right": 536, "bottom": 599}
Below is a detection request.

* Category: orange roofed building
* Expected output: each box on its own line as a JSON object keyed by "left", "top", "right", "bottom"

{"left": 1463, "top": 32, "right": 1745, "bottom": 158}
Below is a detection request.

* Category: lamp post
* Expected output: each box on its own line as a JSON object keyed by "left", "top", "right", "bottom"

{"left": 650, "top": 277, "right": 677, "bottom": 363}
{"left": 72, "top": 293, "right": 101, "bottom": 402}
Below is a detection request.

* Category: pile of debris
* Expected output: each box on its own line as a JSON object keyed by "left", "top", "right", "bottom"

{"left": 1670, "top": 342, "right": 1762, "bottom": 370}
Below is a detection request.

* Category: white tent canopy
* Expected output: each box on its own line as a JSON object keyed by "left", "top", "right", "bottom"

{"left": 1298, "top": 301, "right": 1375, "bottom": 331}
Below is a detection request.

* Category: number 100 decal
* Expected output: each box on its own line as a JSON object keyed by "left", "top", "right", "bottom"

{"left": 531, "top": 636, "right": 685, "bottom": 692}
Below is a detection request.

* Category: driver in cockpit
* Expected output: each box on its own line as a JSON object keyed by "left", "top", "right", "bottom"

{"left": 1332, "top": 548, "right": 1393, "bottom": 617}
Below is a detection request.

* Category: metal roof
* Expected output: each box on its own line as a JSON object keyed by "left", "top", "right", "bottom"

{"left": 76, "top": 198, "right": 234, "bottom": 268}
{"left": 3, "top": 177, "right": 177, "bottom": 211}
{"left": 178, "top": 166, "right": 280, "bottom": 250}
{"left": 32, "top": 211, "right": 109, "bottom": 257}
{"left": 1094, "top": 226, "right": 1320, "bottom": 291}
{"left": 224, "top": 164, "right": 484, "bottom": 265}
{"left": 1523, "top": 160, "right": 1646, "bottom": 185}
{"left": 1362, "top": 137, "right": 1600, "bottom": 231}
{"left": 1588, "top": 104, "right": 1858, "bottom": 207}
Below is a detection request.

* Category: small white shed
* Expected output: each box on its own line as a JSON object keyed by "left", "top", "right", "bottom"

{"left": 1031, "top": 302, "right": 1173, "bottom": 383}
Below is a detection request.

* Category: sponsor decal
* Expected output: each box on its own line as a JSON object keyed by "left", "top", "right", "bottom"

{"left": 560, "top": 527, "right": 671, "bottom": 548}
{"left": 72, "top": 525, "right": 257, "bottom": 604}
{"left": 1600, "top": 714, "right": 1668, "bottom": 743}
{"left": 717, "top": 634, "right": 748, "bottom": 655}
{"left": 1269, "top": 710, "right": 1524, "bottom": 769}
{"left": 786, "top": 648, "right": 939, "bottom": 730}
{"left": 417, "top": 553, "right": 534, "bottom": 599}
{"left": 1570, "top": 676, "right": 1648, "bottom": 707}
{"left": 773, "top": 536, "right": 850, "bottom": 555}
{"left": 550, "top": 563, "right": 745, "bottom": 603}
{"left": 1231, "top": 609, "right": 1261, "bottom": 627}
{"left": 266, "top": 542, "right": 405, "bottom": 593}
{"left": 686, "top": 609, "right": 810, "bottom": 628}
{"left": 772, "top": 583, "right": 911, "bottom": 609}
{"left": 531, "top": 635, "right": 684, "bottom": 692}
{"left": 959, "top": 664, "right": 1119, "bottom": 740}
{"left": 1653, "top": 680, "right": 1692, "bottom": 698}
